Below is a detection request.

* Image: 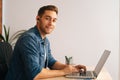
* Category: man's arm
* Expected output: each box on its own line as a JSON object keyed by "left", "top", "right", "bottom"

{"left": 51, "top": 61, "right": 67, "bottom": 70}
{"left": 33, "top": 68, "right": 65, "bottom": 80}
{"left": 33, "top": 61, "right": 78, "bottom": 79}
{"left": 34, "top": 61, "right": 86, "bottom": 79}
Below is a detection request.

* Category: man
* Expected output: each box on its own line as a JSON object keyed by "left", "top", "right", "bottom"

{"left": 5, "top": 5, "right": 86, "bottom": 80}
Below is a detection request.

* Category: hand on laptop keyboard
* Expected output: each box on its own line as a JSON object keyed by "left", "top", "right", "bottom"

{"left": 62, "top": 64, "right": 86, "bottom": 76}
{"left": 75, "top": 65, "right": 86, "bottom": 73}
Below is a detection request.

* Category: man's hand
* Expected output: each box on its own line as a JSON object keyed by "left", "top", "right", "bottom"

{"left": 62, "top": 64, "right": 86, "bottom": 75}
{"left": 75, "top": 65, "right": 86, "bottom": 73}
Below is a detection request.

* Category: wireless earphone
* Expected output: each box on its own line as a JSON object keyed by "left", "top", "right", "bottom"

{"left": 37, "top": 18, "right": 40, "bottom": 22}
{"left": 37, "top": 18, "right": 39, "bottom": 21}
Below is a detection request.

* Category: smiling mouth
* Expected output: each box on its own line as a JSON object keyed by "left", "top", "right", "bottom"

{"left": 46, "top": 26, "right": 53, "bottom": 29}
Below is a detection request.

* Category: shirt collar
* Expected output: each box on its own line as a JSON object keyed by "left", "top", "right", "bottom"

{"left": 34, "top": 26, "right": 47, "bottom": 45}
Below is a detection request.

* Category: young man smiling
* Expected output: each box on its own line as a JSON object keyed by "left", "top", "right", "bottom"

{"left": 5, "top": 5, "right": 86, "bottom": 80}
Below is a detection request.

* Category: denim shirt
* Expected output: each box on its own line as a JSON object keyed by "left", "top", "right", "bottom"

{"left": 5, "top": 26, "right": 57, "bottom": 80}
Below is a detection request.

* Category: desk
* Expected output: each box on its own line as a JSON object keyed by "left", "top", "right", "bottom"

{"left": 43, "top": 67, "right": 112, "bottom": 80}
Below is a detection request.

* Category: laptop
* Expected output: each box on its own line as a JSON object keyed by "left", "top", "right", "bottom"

{"left": 65, "top": 50, "right": 111, "bottom": 79}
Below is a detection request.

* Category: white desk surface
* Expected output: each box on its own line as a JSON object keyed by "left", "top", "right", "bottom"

{"left": 42, "top": 67, "right": 112, "bottom": 80}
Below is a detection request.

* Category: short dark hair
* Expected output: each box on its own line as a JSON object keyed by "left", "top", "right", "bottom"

{"left": 38, "top": 5, "right": 58, "bottom": 17}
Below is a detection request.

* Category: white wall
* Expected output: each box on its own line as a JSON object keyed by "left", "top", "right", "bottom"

{"left": 3, "top": 0, "right": 119, "bottom": 80}
{"left": 119, "top": 0, "right": 120, "bottom": 80}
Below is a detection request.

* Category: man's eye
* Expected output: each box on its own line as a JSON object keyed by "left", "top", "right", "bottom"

{"left": 45, "top": 17, "right": 57, "bottom": 23}
{"left": 45, "top": 17, "right": 50, "bottom": 21}
{"left": 53, "top": 19, "right": 57, "bottom": 23}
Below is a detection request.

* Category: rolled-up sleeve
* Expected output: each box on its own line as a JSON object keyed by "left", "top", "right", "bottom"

{"left": 18, "top": 35, "right": 42, "bottom": 80}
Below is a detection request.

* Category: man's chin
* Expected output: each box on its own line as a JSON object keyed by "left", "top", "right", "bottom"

{"left": 47, "top": 30, "right": 53, "bottom": 34}
{"left": 46, "top": 31, "right": 52, "bottom": 34}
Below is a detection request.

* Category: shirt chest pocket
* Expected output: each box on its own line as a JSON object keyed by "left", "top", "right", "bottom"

{"left": 38, "top": 41, "right": 48, "bottom": 67}
{"left": 38, "top": 44, "right": 46, "bottom": 67}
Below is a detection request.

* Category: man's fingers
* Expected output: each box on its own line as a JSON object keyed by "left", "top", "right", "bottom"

{"left": 75, "top": 65, "right": 86, "bottom": 72}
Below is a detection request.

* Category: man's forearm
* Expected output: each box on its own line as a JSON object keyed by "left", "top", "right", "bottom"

{"left": 51, "top": 61, "right": 67, "bottom": 70}
{"left": 33, "top": 68, "right": 65, "bottom": 80}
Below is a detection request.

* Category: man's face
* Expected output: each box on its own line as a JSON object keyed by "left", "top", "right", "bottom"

{"left": 38, "top": 10, "right": 57, "bottom": 35}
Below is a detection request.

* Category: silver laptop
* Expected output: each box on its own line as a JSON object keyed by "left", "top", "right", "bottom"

{"left": 65, "top": 50, "right": 111, "bottom": 79}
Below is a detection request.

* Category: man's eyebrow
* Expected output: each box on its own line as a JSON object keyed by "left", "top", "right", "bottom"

{"left": 45, "top": 15, "right": 57, "bottom": 20}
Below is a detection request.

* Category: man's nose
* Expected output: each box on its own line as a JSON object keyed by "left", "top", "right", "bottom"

{"left": 48, "top": 20, "right": 54, "bottom": 26}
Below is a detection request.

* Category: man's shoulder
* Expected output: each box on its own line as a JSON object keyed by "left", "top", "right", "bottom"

{"left": 20, "top": 27, "right": 41, "bottom": 40}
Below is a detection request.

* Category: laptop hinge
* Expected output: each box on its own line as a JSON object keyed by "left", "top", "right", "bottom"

{"left": 93, "top": 71, "right": 97, "bottom": 78}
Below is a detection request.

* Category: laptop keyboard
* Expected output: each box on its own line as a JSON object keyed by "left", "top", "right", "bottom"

{"left": 80, "top": 71, "right": 92, "bottom": 76}
{"left": 68, "top": 71, "right": 92, "bottom": 76}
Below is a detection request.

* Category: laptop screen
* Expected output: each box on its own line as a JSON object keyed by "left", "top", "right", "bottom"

{"left": 94, "top": 50, "right": 110, "bottom": 76}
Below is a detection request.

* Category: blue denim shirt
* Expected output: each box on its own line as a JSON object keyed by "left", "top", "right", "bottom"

{"left": 5, "top": 26, "right": 57, "bottom": 80}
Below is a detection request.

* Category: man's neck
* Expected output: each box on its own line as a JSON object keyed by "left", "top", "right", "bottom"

{"left": 40, "top": 33, "right": 46, "bottom": 40}
{"left": 36, "top": 25, "right": 46, "bottom": 39}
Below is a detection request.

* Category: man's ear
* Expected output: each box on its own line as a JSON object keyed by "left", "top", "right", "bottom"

{"left": 36, "top": 16, "right": 40, "bottom": 22}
